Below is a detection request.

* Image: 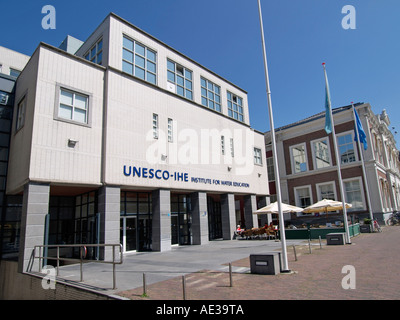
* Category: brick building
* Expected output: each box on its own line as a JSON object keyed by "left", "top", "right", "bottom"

{"left": 265, "top": 103, "right": 400, "bottom": 225}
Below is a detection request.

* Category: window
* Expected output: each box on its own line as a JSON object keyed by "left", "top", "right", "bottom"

{"left": 201, "top": 77, "right": 221, "bottom": 112}
{"left": 152, "top": 114, "right": 158, "bottom": 139}
{"left": 344, "top": 179, "right": 364, "bottom": 211}
{"left": 0, "top": 90, "right": 9, "bottom": 105}
{"left": 230, "top": 138, "right": 234, "bottom": 157}
{"left": 254, "top": 148, "right": 262, "bottom": 165}
{"left": 337, "top": 133, "right": 356, "bottom": 164}
{"left": 168, "top": 118, "right": 173, "bottom": 142}
{"left": 291, "top": 144, "right": 307, "bottom": 173}
{"left": 10, "top": 68, "right": 21, "bottom": 78}
{"left": 85, "top": 38, "right": 103, "bottom": 65}
{"left": 16, "top": 96, "right": 26, "bottom": 130}
{"left": 122, "top": 36, "right": 157, "bottom": 85}
{"left": 267, "top": 157, "right": 275, "bottom": 182}
{"left": 167, "top": 59, "right": 192, "bottom": 99}
{"left": 317, "top": 182, "right": 336, "bottom": 201}
{"left": 221, "top": 136, "right": 225, "bottom": 155}
{"left": 295, "top": 186, "right": 312, "bottom": 209}
{"left": 227, "top": 91, "right": 244, "bottom": 122}
{"left": 312, "top": 138, "right": 331, "bottom": 169}
{"left": 58, "top": 88, "right": 88, "bottom": 124}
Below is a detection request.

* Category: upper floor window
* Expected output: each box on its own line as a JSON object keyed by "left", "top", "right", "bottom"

{"left": 16, "top": 96, "right": 26, "bottom": 130}
{"left": 227, "top": 92, "right": 243, "bottom": 122}
{"left": 123, "top": 36, "right": 157, "bottom": 85}
{"left": 168, "top": 118, "right": 173, "bottom": 142}
{"left": 312, "top": 138, "right": 331, "bottom": 169}
{"left": 85, "top": 38, "right": 103, "bottom": 65}
{"left": 291, "top": 143, "right": 307, "bottom": 173}
{"left": 254, "top": 148, "right": 262, "bottom": 165}
{"left": 152, "top": 113, "right": 158, "bottom": 139}
{"left": 167, "top": 59, "right": 192, "bottom": 100}
{"left": 337, "top": 133, "right": 356, "bottom": 164}
{"left": 59, "top": 88, "right": 88, "bottom": 124}
{"left": 267, "top": 157, "right": 275, "bottom": 182}
{"left": 201, "top": 77, "right": 221, "bottom": 112}
{"left": 10, "top": 68, "right": 21, "bottom": 78}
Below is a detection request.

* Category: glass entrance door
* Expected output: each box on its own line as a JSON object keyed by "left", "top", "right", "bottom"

{"left": 120, "top": 216, "right": 137, "bottom": 253}
{"left": 171, "top": 195, "right": 192, "bottom": 246}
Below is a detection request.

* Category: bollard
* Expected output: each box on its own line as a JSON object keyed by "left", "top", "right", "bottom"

{"left": 182, "top": 275, "right": 186, "bottom": 300}
{"left": 143, "top": 273, "right": 147, "bottom": 296}
{"left": 229, "top": 263, "right": 233, "bottom": 287}
{"left": 308, "top": 239, "right": 312, "bottom": 254}
{"left": 293, "top": 245, "right": 297, "bottom": 261}
{"left": 319, "top": 236, "right": 322, "bottom": 249}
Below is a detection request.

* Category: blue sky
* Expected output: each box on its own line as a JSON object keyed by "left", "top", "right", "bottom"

{"left": 1, "top": 0, "right": 399, "bottom": 145}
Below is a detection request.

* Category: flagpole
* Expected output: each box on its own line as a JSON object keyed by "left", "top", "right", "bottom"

{"left": 322, "top": 63, "right": 351, "bottom": 244}
{"left": 258, "top": 0, "right": 290, "bottom": 272}
{"left": 351, "top": 103, "right": 374, "bottom": 222}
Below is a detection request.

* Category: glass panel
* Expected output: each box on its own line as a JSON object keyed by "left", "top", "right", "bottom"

{"left": 135, "top": 66, "right": 145, "bottom": 80}
{"left": 184, "top": 69, "right": 192, "bottom": 80}
{"left": 97, "top": 39, "right": 103, "bottom": 51}
{"left": 126, "top": 202, "right": 137, "bottom": 215}
{"left": 126, "top": 217, "right": 137, "bottom": 251}
{"left": 135, "top": 55, "right": 145, "bottom": 68}
{"left": 185, "top": 79, "right": 192, "bottom": 90}
{"left": 123, "top": 49, "right": 133, "bottom": 62}
{"left": 177, "top": 86, "right": 184, "bottom": 96}
{"left": 60, "top": 90, "right": 73, "bottom": 105}
{"left": 59, "top": 104, "right": 72, "bottom": 119}
{"left": 75, "top": 94, "right": 87, "bottom": 110}
{"left": 201, "top": 78, "right": 206, "bottom": 87}
{"left": 123, "top": 37, "right": 133, "bottom": 51}
{"left": 201, "top": 97, "right": 208, "bottom": 106}
{"left": 147, "top": 72, "right": 156, "bottom": 84}
{"left": 167, "top": 60, "right": 175, "bottom": 71}
{"left": 147, "top": 50, "right": 156, "bottom": 62}
{"left": 147, "top": 61, "right": 156, "bottom": 73}
{"left": 135, "top": 43, "right": 145, "bottom": 56}
{"left": 74, "top": 108, "right": 87, "bottom": 123}
{"left": 186, "top": 90, "right": 192, "bottom": 100}
{"left": 122, "top": 61, "right": 133, "bottom": 74}
{"left": 177, "top": 75, "right": 184, "bottom": 86}
{"left": 167, "top": 70, "right": 175, "bottom": 82}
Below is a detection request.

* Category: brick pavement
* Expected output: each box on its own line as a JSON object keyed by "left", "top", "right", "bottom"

{"left": 117, "top": 226, "right": 400, "bottom": 300}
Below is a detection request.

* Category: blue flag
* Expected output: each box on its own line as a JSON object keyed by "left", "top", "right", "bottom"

{"left": 354, "top": 108, "right": 368, "bottom": 150}
{"left": 323, "top": 65, "right": 332, "bottom": 135}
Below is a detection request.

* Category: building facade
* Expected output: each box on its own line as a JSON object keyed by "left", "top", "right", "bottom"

{"left": 1, "top": 13, "right": 269, "bottom": 272}
{"left": 265, "top": 103, "right": 400, "bottom": 224}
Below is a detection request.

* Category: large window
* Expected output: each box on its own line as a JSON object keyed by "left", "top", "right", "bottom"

{"left": 291, "top": 144, "right": 307, "bottom": 173}
{"left": 337, "top": 133, "right": 356, "bottom": 164}
{"left": 312, "top": 138, "right": 331, "bottom": 169}
{"left": 167, "top": 59, "right": 192, "bottom": 99}
{"left": 295, "top": 186, "right": 312, "bottom": 211}
{"left": 85, "top": 38, "right": 103, "bottom": 65}
{"left": 201, "top": 77, "right": 221, "bottom": 112}
{"left": 344, "top": 178, "right": 364, "bottom": 211}
{"left": 122, "top": 36, "right": 157, "bottom": 85}
{"left": 58, "top": 88, "right": 88, "bottom": 124}
{"left": 317, "top": 182, "right": 336, "bottom": 201}
{"left": 267, "top": 157, "right": 275, "bottom": 182}
{"left": 227, "top": 91, "right": 244, "bottom": 122}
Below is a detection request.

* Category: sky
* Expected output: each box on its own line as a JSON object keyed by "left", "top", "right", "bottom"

{"left": 1, "top": 0, "right": 399, "bottom": 146}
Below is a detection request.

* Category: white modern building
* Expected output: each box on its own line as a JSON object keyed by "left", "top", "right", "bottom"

{"left": 1, "top": 13, "right": 269, "bottom": 272}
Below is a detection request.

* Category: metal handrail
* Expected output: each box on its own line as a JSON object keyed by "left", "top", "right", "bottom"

{"left": 33, "top": 243, "right": 123, "bottom": 290}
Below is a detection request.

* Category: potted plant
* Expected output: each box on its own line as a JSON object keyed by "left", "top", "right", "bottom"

{"left": 360, "top": 218, "right": 372, "bottom": 233}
